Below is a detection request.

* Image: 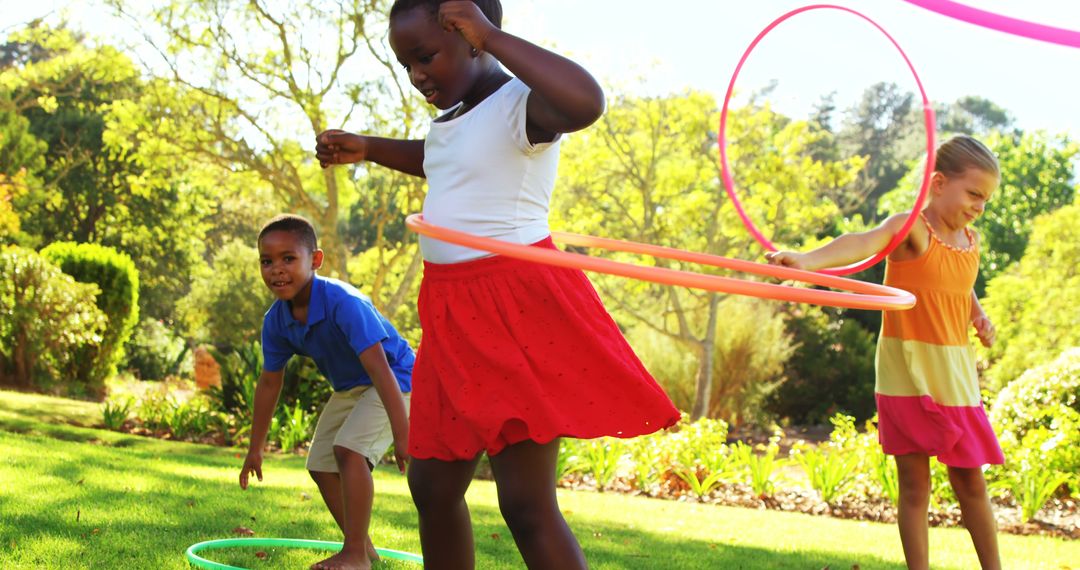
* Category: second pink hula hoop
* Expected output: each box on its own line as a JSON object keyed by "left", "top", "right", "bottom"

{"left": 719, "top": 4, "right": 936, "bottom": 276}
{"left": 902, "top": 0, "right": 1080, "bottom": 49}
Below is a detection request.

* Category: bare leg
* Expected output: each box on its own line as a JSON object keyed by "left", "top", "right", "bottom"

{"left": 895, "top": 454, "right": 931, "bottom": 570}
{"left": 948, "top": 466, "right": 1001, "bottom": 570}
{"left": 309, "top": 447, "right": 377, "bottom": 570}
{"left": 408, "top": 454, "right": 483, "bottom": 570}
{"left": 309, "top": 469, "right": 381, "bottom": 563}
{"left": 489, "top": 439, "right": 586, "bottom": 569}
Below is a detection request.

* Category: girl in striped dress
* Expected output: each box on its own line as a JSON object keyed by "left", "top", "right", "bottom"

{"left": 767, "top": 135, "right": 1004, "bottom": 570}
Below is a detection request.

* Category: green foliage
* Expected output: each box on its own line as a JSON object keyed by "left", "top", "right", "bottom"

{"left": 41, "top": 241, "right": 139, "bottom": 386}
{"left": 579, "top": 438, "right": 627, "bottom": 491}
{"left": 270, "top": 401, "right": 317, "bottom": 453}
{"left": 177, "top": 240, "right": 272, "bottom": 349}
{"left": 793, "top": 444, "right": 859, "bottom": 504}
{"left": 122, "top": 317, "right": 188, "bottom": 381}
{"left": 666, "top": 417, "right": 735, "bottom": 499}
{"left": 100, "top": 396, "right": 133, "bottom": 430}
{"left": 767, "top": 306, "right": 877, "bottom": 423}
{"left": 731, "top": 433, "right": 785, "bottom": 496}
{"left": 1010, "top": 467, "right": 1070, "bottom": 523}
{"left": 982, "top": 204, "right": 1080, "bottom": 388}
{"left": 0, "top": 246, "right": 107, "bottom": 395}
{"left": 205, "top": 342, "right": 262, "bottom": 425}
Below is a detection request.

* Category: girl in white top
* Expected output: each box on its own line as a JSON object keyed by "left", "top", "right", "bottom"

{"left": 317, "top": 2, "right": 679, "bottom": 568}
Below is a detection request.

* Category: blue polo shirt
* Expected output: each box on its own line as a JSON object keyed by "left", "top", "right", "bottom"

{"left": 261, "top": 275, "right": 413, "bottom": 393}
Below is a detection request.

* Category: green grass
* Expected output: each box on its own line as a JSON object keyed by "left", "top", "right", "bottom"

{"left": 1, "top": 389, "right": 1077, "bottom": 569}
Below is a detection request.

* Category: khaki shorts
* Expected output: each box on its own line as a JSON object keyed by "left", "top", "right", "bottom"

{"left": 306, "top": 385, "right": 411, "bottom": 472}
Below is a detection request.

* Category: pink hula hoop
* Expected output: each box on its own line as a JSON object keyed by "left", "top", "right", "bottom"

{"left": 902, "top": 0, "right": 1080, "bottom": 49}
{"left": 720, "top": 4, "right": 936, "bottom": 276}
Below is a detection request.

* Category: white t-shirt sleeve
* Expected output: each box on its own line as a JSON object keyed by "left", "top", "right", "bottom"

{"left": 503, "top": 80, "right": 561, "bottom": 155}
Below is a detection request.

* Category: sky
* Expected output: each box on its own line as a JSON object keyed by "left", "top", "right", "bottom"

{"left": 2, "top": 0, "right": 1079, "bottom": 137}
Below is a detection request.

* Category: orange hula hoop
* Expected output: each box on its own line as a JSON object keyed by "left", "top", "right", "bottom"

{"left": 406, "top": 215, "right": 915, "bottom": 311}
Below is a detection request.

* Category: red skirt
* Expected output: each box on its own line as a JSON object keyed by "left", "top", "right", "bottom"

{"left": 408, "top": 237, "right": 681, "bottom": 461}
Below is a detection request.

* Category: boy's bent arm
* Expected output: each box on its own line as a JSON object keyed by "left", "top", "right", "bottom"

{"left": 358, "top": 343, "right": 411, "bottom": 473}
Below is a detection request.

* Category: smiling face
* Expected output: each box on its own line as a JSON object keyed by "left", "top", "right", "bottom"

{"left": 931, "top": 167, "right": 999, "bottom": 228}
{"left": 258, "top": 230, "right": 323, "bottom": 303}
{"left": 389, "top": 6, "right": 478, "bottom": 109}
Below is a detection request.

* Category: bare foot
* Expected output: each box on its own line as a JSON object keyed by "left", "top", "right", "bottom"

{"left": 310, "top": 547, "right": 370, "bottom": 570}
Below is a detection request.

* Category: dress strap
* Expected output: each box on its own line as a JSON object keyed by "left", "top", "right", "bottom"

{"left": 919, "top": 212, "right": 975, "bottom": 253}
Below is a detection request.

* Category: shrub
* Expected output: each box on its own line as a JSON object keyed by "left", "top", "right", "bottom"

{"left": 40, "top": 241, "right": 139, "bottom": 388}
{"left": 0, "top": 246, "right": 108, "bottom": 396}
{"left": 767, "top": 306, "right": 877, "bottom": 423}
{"left": 991, "top": 348, "right": 1080, "bottom": 442}
{"left": 123, "top": 317, "right": 188, "bottom": 380}
{"left": 983, "top": 203, "right": 1080, "bottom": 389}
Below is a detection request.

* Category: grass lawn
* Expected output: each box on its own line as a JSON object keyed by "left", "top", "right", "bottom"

{"left": 1, "top": 389, "right": 1077, "bottom": 569}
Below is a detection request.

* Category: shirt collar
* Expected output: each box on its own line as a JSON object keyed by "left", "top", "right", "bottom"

{"left": 284, "top": 274, "right": 327, "bottom": 328}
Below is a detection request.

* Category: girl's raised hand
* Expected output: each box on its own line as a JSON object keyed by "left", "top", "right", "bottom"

{"left": 438, "top": 1, "right": 497, "bottom": 51}
{"left": 315, "top": 129, "right": 367, "bottom": 168}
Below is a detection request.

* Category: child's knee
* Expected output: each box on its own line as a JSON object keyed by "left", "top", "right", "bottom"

{"left": 898, "top": 475, "right": 931, "bottom": 505}
{"left": 333, "top": 445, "right": 373, "bottom": 469}
{"left": 949, "top": 467, "right": 987, "bottom": 498}
{"left": 408, "top": 470, "right": 464, "bottom": 512}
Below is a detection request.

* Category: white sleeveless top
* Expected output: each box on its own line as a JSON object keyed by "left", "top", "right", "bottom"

{"left": 420, "top": 78, "right": 561, "bottom": 263}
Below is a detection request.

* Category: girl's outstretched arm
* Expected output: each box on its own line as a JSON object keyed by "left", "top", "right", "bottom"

{"left": 438, "top": 2, "right": 605, "bottom": 135}
{"left": 316, "top": 129, "right": 426, "bottom": 178}
{"left": 766, "top": 214, "right": 908, "bottom": 271}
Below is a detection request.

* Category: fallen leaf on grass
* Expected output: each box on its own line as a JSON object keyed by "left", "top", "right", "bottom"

{"left": 255, "top": 551, "right": 268, "bottom": 559}
{"left": 232, "top": 526, "right": 255, "bottom": 536}
{"left": 490, "top": 533, "right": 500, "bottom": 540}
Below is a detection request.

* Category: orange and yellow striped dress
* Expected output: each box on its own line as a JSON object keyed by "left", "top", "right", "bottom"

{"left": 874, "top": 215, "right": 1004, "bottom": 467}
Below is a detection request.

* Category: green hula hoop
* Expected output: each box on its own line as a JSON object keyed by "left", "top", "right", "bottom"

{"left": 185, "top": 538, "right": 424, "bottom": 569}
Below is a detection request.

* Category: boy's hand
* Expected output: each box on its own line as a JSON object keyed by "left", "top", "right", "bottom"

{"left": 765, "top": 251, "right": 807, "bottom": 270}
{"left": 972, "top": 314, "right": 995, "bottom": 348}
{"left": 239, "top": 451, "right": 263, "bottom": 490}
{"left": 439, "top": 1, "right": 498, "bottom": 51}
{"left": 393, "top": 433, "right": 410, "bottom": 474}
{"left": 315, "top": 130, "right": 366, "bottom": 168}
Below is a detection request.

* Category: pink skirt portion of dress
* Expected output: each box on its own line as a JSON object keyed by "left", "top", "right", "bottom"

{"left": 408, "top": 237, "right": 680, "bottom": 461}
{"left": 876, "top": 394, "right": 1004, "bottom": 468}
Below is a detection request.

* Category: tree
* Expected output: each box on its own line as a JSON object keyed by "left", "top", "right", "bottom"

{"left": 554, "top": 90, "right": 863, "bottom": 420}
{"left": 106, "top": 0, "right": 429, "bottom": 322}
{"left": 0, "top": 24, "right": 216, "bottom": 321}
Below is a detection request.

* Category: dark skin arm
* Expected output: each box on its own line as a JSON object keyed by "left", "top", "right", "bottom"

{"left": 358, "top": 342, "right": 411, "bottom": 473}
{"left": 437, "top": 1, "right": 605, "bottom": 137}
{"left": 315, "top": 132, "right": 425, "bottom": 178}
{"left": 239, "top": 369, "right": 285, "bottom": 489}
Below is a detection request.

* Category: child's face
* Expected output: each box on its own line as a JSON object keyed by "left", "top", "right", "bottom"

{"left": 933, "top": 167, "right": 999, "bottom": 227}
{"left": 258, "top": 230, "right": 323, "bottom": 302}
{"left": 389, "top": 7, "right": 477, "bottom": 110}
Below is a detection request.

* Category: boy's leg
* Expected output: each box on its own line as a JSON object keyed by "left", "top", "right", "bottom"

{"left": 489, "top": 438, "right": 586, "bottom": 570}
{"left": 895, "top": 453, "right": 932, "bottom": 570}
{"left": 309, "top": 469, "right": 380, "bottom": 563}
{"left": 408, "top": 455, "right": 482, "bottom": 570}
{"left": 948, "top": 466, "right": 1001, "bottom": 570}
{"left": 310, "top": 447, "right": 377, "bottom": 570}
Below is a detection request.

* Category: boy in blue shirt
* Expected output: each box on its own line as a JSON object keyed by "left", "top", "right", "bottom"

{"left": 239, "top": 214, "right": 412, "bottom": 570}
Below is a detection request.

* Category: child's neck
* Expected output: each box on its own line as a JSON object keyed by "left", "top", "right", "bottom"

{"left": 288, "top": 277, "right": 315, "bottom": 324}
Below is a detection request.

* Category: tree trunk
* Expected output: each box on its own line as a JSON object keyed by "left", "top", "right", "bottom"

{"left": 690, "top": 293, "right": 721, "bottom": 420}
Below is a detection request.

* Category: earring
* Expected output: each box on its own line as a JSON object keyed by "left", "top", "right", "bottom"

{"left": 470, "top": 47, "right": 479, "bottom": 56}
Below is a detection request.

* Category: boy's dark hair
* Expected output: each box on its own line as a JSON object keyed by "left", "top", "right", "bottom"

{"left": 390, "top": 0, "right": 502, "bottom": 29}
{"left": 258, "top": 214, "right": 318, "bottom": 253}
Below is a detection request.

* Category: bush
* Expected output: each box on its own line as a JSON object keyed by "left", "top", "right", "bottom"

{"left": 767, "top": 305, "right": 877, "bottom": 423}
{"left": 123, "top": 317, "right": 188, "bottom": 380}
{"left": 0, "top": 246, "right": 108, "bottom": 396}
{"left": 983, "top": 203, "right": 1080, "bottom": 389}
{"left": 991, "top": 348, "right": 1080, "bottom": 491}
{"left": 40, "top": 241, "right": 139, "bottom": 387}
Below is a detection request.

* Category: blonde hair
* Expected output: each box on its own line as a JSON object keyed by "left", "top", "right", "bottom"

{"left": 935, "top": 135, "right": 999, "bottom": 177}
